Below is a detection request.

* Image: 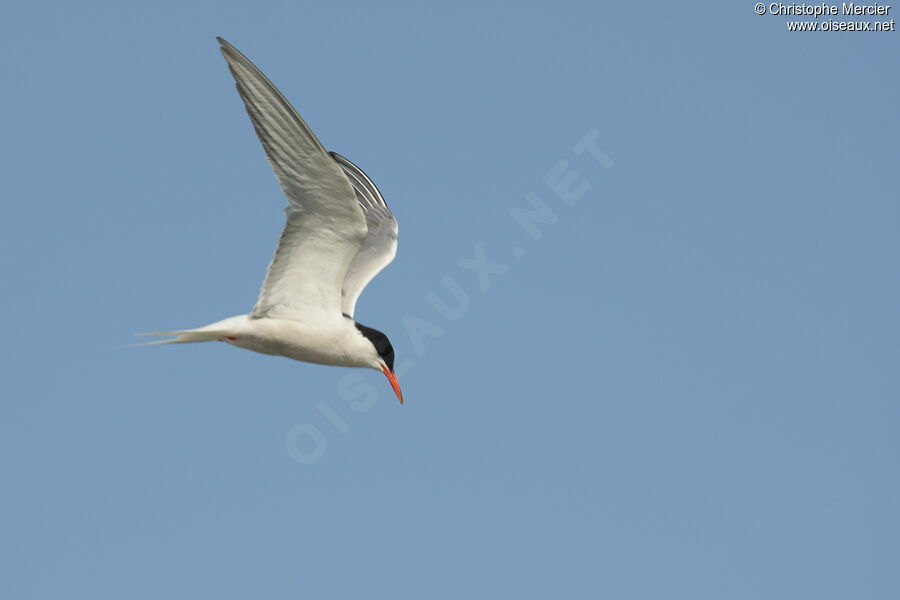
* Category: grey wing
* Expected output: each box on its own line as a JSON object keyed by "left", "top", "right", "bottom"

{"left": 218, "top": 38, "right": 367, "bottom": 322}
{"left": 331, "top": 152, "right": 398, "bottom": 318}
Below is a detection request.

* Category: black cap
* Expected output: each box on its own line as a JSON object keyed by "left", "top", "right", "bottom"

{"left": 354, "top": 323, "right": 395, "bottom": 372}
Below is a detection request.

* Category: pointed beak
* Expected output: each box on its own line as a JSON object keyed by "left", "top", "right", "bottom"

{"left": 381, "top": 364, "right": 403, "bottom": 405}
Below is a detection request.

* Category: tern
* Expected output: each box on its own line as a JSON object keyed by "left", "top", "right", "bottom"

{"left": 141, "top": 38, "right": 403, "bottom": 404}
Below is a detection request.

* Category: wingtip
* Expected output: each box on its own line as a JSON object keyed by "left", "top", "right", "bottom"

{"left": 217, "top": 37, "right": 239, "bottom": 58}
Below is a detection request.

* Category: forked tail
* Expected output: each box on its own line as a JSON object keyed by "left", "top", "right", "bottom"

{"left": 134, "top": 316, "right": 246, "bottom": 347}
{"left": 135, "top": 328, "right": 230, "bottom": 346}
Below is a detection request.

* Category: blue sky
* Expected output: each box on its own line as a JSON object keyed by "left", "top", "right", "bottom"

{"left": 2, "top": 1, "right": 898, "bottom": 598}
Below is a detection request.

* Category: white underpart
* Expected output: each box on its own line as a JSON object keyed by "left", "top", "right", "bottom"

{"left": 198, "top": 315, "right": 380, "bottom": 368}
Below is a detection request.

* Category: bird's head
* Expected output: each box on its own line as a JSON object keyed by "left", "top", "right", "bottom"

{"left": 355, "top": 323, "right": 402, "bottom": 404}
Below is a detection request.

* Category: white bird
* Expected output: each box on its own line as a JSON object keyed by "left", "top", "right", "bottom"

{"left": 141, "top": 37, "right": 403, "bottom": 404}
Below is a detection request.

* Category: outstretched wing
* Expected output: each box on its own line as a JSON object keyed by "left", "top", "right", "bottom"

{"left": 331, "top": 152, "right": 398, "bottom": 318}
{"left": 218, "top": 38, "right": 367, "bottom": 322}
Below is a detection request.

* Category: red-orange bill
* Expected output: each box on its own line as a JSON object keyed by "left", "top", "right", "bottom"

{"left": 381, "top": 364, "right": 403, "bottom": 405}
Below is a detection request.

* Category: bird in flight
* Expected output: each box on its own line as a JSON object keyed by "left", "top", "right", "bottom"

{"left": 141, "top": 37, "right": 403, "bottom": 404}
